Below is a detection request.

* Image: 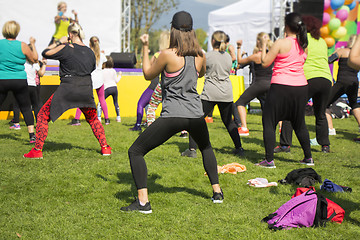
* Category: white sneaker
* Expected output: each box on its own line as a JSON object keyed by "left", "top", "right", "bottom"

{"left": 98, "top": 117, "right": 102, "bottom": 122}
{"left": 329, "top": 128, "right": 336, "bottom": 136}
{"left": 116, "top": 116, "right": 121, "bottom": 122}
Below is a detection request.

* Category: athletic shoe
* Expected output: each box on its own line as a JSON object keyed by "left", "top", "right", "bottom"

{"left": 238, "top": 127, "right": 249, "bottom": 136}
{"left": 310, "top": 138, "right": 319, "bottom": 146}
{"left": 179, "top": 131, "right": 188, "bottom": 138}
{"left": 181, "top": 149, "right": 197, "bottom": 158}
{"left": 105, "top": 119, "right": 110, "bottom": 125}
{"left": 329, "top": 128, "right": 336, "bottom": 136}
{"left": 273, "top": 145, "right": 290, "bottom": 153}
{"left": 129, "top": 125, "right": 142, "bottom": 131}
{"left": 205, "top": 116, "right": 213, "bottom": 123}
{"left": 23, "top": 148, "right": 43, "bottom": 159}
{"left": 9, "top": 123, "right": 21, "bottom": 130}
{"left": 211, "top": 190, "right": 224, "bottom": 204}
{"left": 71, "top": 119, "right": 81, "bottom": 126}
{"left": 233, "top": 147, "right": 245, "bottom": 156}
{"left": 300, "top": 157, "right": 314, "bottom": 166}
{"left": 116, "top": 116, "right": 121, "bottom": 122}
{"left": 29, "top": 136, "right": 36, "bottom": 144}
{"left": 98, "top": 117, "right": 102, "bottom": 122}
{"left": 101, "top": 145, "right": 112, "bottom": 156}
{"left": 120, "top": 198, "right": 152, "bottom": 214}
{"left": 321, "top": 145, "right": 330, "bottom": 153}
{"left": 255, "top": 160, "right": 276, "bottom": 168}
{"left": 354, "top": 137, "right": 360, "bottom": 143}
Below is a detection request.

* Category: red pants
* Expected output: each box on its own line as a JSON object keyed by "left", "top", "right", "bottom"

{"left": 35, "top": 94, "right": 107, "bottom": 150}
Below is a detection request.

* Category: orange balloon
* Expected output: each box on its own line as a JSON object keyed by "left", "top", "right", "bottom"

{"left": 344, "top": 0, "right": 354, "bottom": 5}
{"left": 325, "top": 8, "right": 333, "bottom": 14}
{"left": 324, "top": 36, "right": 335, "bottom": 48}
{"left": 320, "top": 25, "right": 330, "bottom": 36}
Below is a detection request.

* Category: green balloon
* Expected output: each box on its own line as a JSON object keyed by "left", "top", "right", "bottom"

{"left": 329, "top": 18, "right": 341, "bottom": 31}
{"left": 339, "top": 5, "right": 350, "bottom": 13}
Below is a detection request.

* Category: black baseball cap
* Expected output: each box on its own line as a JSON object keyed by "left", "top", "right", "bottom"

{"left": 171, "top": 11, "right": 193, "bottom": 31}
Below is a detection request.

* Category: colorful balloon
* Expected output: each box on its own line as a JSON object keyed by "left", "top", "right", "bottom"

{"left": 323, "top": 12, "right": 331, "bottom": 25}
{"left": 328, "top": 18, "right": 341, "bottom": 31}
{"left": 336, "top": 9, "right": 349, "bottom": 21}
{"left": 324, "top": 0, "right": 331, "bottom": 9}
{"left": 331, "top": 0, "right": 345, "bottom": 10}
{"left": 347, "top": 0, "right": 356, "bottom": 10}
{"left": 344, "top": 0, "right": 354, "bottom": 5}
{"left": 339, "top": 5, "right": 350, "bottom": 12}
{"left": 320, "top": 25, "right": 330, "bottom": 36}
{"left": 332, "top": 26, "right": 347, "bottom": 39}
{"left": 324, "top": 36, "right": 335, "bottom": 47}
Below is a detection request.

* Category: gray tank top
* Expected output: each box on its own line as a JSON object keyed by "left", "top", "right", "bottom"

{"left": 160, "top": 56, "right": 203, "bottom": 118}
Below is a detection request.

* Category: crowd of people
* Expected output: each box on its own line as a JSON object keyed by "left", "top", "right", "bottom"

{"left": 1, "top": 5, "right": 360, "bottom": 214}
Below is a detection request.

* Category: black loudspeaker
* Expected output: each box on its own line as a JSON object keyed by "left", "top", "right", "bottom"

{"left": 294, "top": 0, "right": 324, "bottom": 21}
{"left": 110, "top": 52, "right": 137, "bottom": 68}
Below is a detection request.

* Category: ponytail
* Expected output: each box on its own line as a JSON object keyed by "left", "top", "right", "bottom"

{"left": 212, "top": 30, "right": 227, "bottom": 52}
{"left": 285, "top": 12, "right": 308, "bottom": 51}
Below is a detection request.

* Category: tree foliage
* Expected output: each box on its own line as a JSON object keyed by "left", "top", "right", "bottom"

{"left": 131, "top": 0, "right": 178, "bottom": 54}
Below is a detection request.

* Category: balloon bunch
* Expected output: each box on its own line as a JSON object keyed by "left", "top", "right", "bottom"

{"left": 321, "top": 0, "right": 356, "bottom": 47}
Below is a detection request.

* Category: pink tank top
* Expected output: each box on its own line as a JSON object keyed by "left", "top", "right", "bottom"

{"left": 271, "top": 37, "right": 307, "bottom": 86}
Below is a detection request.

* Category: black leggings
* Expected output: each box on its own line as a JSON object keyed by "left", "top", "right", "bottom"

{"left": 280, "top": 77, "right": 332, "bottom": 146}
{"left": 13, "top": 86, "right": 41, "bottom": 123}
{"left": 235, "top": 80, "right": 270, "bottom": 111}
{"left": 0, "top": 79, "right": 34, "bottom": 126}
{"left": 128, "top": 117, "right": 219, "bottom": 189}
{"left": 263, "top": 84, "right": 311, "bottom": 161}
{"left": 189, "top": 100, "right": 242, "bottom": 150}
{"left": 327, "top": 80, "right": 359, "bottom": 110}
{"left": 104, "top": 86, "right": 120, "bottom": 116}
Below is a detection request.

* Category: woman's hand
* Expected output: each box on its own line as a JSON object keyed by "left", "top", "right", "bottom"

{"left": 29, "top": 37, "right": 36, "bottom": 45}
{"left": 236, "top": 40, "right": 242, "bottom": 48}
{"left": 140, "top": 34, "right": 149, "bottom": 46}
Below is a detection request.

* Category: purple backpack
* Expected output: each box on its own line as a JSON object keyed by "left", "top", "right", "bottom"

{"left": 262, "top": 190, "right": 328, "bottom": 230}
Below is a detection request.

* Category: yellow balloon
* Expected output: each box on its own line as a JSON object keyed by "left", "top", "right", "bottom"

{"left": 332, "top": 26, "right": 347, "bottom": 39}
{"left": 324, "top": 36, "right": 335, "bottom": 48}
{"left": 344, "top": 0, "right": 354, "bottom": 5}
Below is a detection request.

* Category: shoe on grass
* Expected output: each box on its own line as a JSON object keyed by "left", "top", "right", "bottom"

{"left": 273, "top": 145, "right": 290, "bottom": 153}
{"left": 233, "top": 147, "right": 245, "bottom": 156}
{"left": 310, "top": 138, "right": 319, "bottom": 146}
{"left": 211, "top": 190, "right": 224, "bottom": 204}
{"left": 181, "top": 149, "right": 197, "bottom": 158}
{"left": 71, "top": 119, "right": 81, "bottom": 126}
{"left": 329, "top": 128, "right": 336, "bottom": 136}
{"left": 101, "top": 145, "right": 112, "bottom": 156}
{"left": 24, "top": 148, "right": 43, "bottom": 159}
{"left": 255, "top": 159, "right": 276, "bottom": 168}
{"left": 120, "top": 198, "right": 152, "bottom": 214}
{"left": 105, "top": 118, "right": 110, "bottom": 125}
{"left": 116, "top": 116, "right": 121, "bottom": 122}
{"left": 300, "top": 157, "right": 314, "bottom": 166}
{"left": 179, "top": 131, "right": 188, "bottom": 138}
{"left": 238, "top": 127, "right": 249, "bottom": 136}
{"left": 205, "top": 116, "right": 213, "bottom": 123}
{"left": 129, "top": 125, "right": 142, "bottom": 131}
{"left": 321, "top": 145, "right": 330, "bottom": 153}
{"left": 9, "top": 123, "right": 21, "bottom": 130}
{"left": 29, "top": 136, "right": 36, "bottom": 144}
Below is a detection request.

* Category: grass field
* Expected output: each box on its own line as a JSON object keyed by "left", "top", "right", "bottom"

{"left": 1, "top": 108, "right": 359, "bottom": 239}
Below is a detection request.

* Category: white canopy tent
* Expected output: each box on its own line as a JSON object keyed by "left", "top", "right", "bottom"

{"left": 0, "top": 0, "right": 121, "bottom": 65}
{"left": 208, "top": 0, "right": 272, "bottom": 84}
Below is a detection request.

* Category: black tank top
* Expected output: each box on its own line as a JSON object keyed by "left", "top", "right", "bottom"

{"left": 253, "top": 62, "right": 273, "bottom": 82}
{"left": 337, "top": 58, "right": 358, "bottom": 83}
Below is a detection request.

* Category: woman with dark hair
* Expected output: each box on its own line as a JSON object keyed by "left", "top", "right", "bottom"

{"left": 24, "top": 23, "right": 111, "bottom": 159}
{"left": 121, "top": 11, "right": 223, "bottom": 214}
{"left": 0, "top": 21, "right": 37, "bottom": 143}
{"left": 326, "top": 35, "right": 360, "bottom": 137}
{"left": 181, "top": 30, "right": 244, "bottom": 158}
{"left": 257, "top": 12, "right": 312, "bottom": 168}
{"left": 275, "top": 15, "right": 333, "bottom": 154}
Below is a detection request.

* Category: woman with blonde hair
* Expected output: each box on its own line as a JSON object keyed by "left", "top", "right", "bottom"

{"left": 72, "top": 36, "right": 109, "bottom": 125}
{"left": 326, "top": 34, "right": 360, "bottom": 136}
{"left": 24, "top": 23, "right": 111, "bottom": 159}
{"left": 235, "top": 32, "right": 273, "bottom": 136}
{"left": 121, "top": 11, "right": 223, "bottom": 213}
{"left": 0, "top": 20, "right": 38, "bottom": 143}
{"left": 181, "top": 30, "right": 244, "bottom": 158}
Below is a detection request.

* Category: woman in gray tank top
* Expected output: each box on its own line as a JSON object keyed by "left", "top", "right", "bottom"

{"left": 121, "top": 11, "right": 223, "bottom": 214}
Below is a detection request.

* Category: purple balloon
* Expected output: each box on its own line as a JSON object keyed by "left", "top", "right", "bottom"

{"left": 336, "top": 9, "right": 349, "bottom": 21}
{"left": 323, "top": 12, "right": 331, "bottom": 25}
{"left": 324, "top": 0, "right": 331, "bottom": 9}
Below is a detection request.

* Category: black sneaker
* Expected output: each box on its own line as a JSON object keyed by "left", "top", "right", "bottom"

{"left": 105, "top": 119, "right": 110, "bottom": 125}
{"left": 70, "top": 119, "right": 81, "bottom": 126}
{"left": 211, "top": 190, "right": 224, "bottom": 203}
{"left": 233, "top": 147, "right": 245, "bottom": 156}
{"left": 274, "top": 145, "right": 290, "bottom": 153}
{"left": 300, "top": 157, "right": 314, "bottom": 166}
{"left": 179, "top": 132, "right": 188, "bottom": 138}
{"left": 120, "top": 198, "right": 152, "bottom": 214}
{"left": 321, "top": 145, "right": 330, "bottom": 153}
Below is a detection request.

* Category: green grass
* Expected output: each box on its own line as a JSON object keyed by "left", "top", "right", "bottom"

{"left": 1, "top": 107, "right": 360, "bottom": 239}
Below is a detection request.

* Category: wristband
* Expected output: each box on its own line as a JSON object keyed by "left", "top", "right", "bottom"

{"left": 55, "top": 40, "right": 61, "bottom": 46}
